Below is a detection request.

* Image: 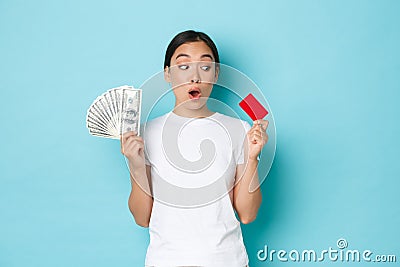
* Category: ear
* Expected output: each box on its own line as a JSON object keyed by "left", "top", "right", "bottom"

{"left": 213, "top": 63, "right": 220, "bottom": 83}
{"left": 164, "top": 66, "right": 171, "bottom": 83}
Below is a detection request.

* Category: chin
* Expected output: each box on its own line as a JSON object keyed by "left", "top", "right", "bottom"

{"left": 180, "top": 97, "right": 208, "bottom": 110}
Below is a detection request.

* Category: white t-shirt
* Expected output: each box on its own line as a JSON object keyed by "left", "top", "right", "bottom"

{"left": 142, "top": 111, "right": 251, "bottom": 267}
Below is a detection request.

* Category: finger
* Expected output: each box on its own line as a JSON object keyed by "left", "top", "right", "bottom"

{"left": 131, "top": 141, "right": 144, "bottom": 150}
{"left": 250, "top": 123, "right": 259, "bottom": 131}
{"left": 121, "top": 131, "right": 138, "bottom": 143}
{"left": 121, "top": 137, "right": 144, "bottom": 154}
{"left": 127, "top": 135, "right": 144, "bottom": 143}
{"left": 122, "top": 135, "right": 144, "bottom": 146}
{"left": 130, "top": 143, "right": 144, "bottom": 158}
{"left": 253, "top": 119, "right": 268, "bottom": 128}
{"left": 251, "top": 136, "right": 262, "bottom": 144}
{"left": 122, "top": 130, "right": 137, "bottom": 139}
{"left": 263, "top": 133, "right": 269, "bottom": 144}
{"left": 122, "top": 141, "right": 144, "bottom": 157}
{"left": 250, "top": 132, "right": 263, "bottom": 143}
{"left": 248, "top": 124, "right": 260, "bottom": 133}
{"left": 121, "top": 133, "right": 135, "bottom": 147}
{"left": 255, "top": 132, "right": 269, "bottom": 145}
{"left": 248, "top": 127, "right": 264, "bottom": 137}
{"left": 253, "top": 120, "right": 269, "bottom": 131}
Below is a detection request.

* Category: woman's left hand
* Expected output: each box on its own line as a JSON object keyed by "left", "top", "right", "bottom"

{"left": 245, "top": 120, "right": 269, "bottom": 160}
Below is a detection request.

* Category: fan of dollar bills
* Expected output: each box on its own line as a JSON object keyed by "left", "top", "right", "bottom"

{"left": 86, "top": 85, "right": 142, "bottom": 139}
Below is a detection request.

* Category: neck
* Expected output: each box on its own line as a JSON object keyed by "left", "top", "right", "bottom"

{"left": 172, "top": 104, "right": 215, "bottom": 118}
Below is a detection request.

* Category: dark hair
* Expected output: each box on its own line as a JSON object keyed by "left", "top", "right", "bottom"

{"left": 164, "top": 30, "right": 220, "bottom": 69}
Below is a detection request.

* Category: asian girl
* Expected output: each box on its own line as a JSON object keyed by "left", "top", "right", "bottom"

{"left": 121, "top": 30, "right": 268, "bottom": 267}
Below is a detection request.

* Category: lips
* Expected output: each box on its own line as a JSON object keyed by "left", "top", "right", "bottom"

{"left": 188, "top": 87, "right": 201, "bottom": 99}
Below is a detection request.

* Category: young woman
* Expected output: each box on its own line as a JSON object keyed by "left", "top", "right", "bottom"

{"left": 121, "top": 30, "right": 268, "bottom": 267}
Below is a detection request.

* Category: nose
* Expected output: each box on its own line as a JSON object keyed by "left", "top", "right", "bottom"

{"left": 190, "top": 65, "right": 201, "bottom": 83}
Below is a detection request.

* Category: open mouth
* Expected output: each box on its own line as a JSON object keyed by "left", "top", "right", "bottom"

{"left": 188, "top": 87, "right": 201, "bottom": 99}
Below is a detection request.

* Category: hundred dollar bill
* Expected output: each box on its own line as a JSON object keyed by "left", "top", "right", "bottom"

{"left": 120, "top": 87, "right": 142, "bottom": 136}
{"left": 86, "top": 85, "right": 142, "bottom": 139}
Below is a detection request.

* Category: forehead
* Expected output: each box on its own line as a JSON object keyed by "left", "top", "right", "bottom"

{"left": 171, "top": 41, "right": 214, "bottom": 61}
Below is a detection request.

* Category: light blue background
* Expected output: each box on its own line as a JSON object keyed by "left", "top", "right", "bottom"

{"left": 1, "top": 0, "right": 399, "bottom": 266}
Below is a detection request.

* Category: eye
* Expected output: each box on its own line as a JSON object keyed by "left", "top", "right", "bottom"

{"left": 201, "top": 65, "right": 211, "bottom": 71}
{"left": 178, "top": 65, "right": 189, "bottom": 70}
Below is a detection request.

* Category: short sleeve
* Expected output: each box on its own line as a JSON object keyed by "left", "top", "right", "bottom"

{"left": 144, "top": 150, "right": 151, "bottom": 166}
{"left": 236, "top": 120, "right": 252, "bottom": 165}
{"left": 141, "top": 123, "right": 151, "bottom": 166}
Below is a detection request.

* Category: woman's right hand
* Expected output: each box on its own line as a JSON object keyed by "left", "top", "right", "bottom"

{"left": 121, "top": 131, "right": 146, "bottom": 172}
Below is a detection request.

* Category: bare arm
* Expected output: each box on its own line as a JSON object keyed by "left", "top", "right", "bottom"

{"left": 121, "top": 132, "right": 154, "bottom": 228}
{"left": 233, "top": 120, "right": 269, "bottom": 224}
{"left": 233, "top": 160, "right": 262, "bottom": 224}
{"left": 128, "top": 164, "right": 153, "bottom": 228}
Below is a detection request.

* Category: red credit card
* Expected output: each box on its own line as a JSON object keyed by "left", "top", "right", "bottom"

{"left": 239, "top": 93, "right": 269, "bottom": 120}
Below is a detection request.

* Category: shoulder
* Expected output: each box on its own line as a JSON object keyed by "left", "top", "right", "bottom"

{"left": 141, "top": 113, "right": 169, "bottom": 137}
{"left": 214, "top": 112, "right": 252, "bottom": 133}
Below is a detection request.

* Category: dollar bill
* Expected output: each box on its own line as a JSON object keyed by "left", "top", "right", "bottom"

{"left": 120, "top": 88, "right": 142, "bottom": 135}
{"left": 86, "top": 85, "right": 142, "bottom": 139}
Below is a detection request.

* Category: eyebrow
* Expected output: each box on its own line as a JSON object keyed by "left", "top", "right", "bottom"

{"left": 200, "top": 54, "right": 214, "bottom": 60}
{"left": 175, "top": 53, "right": 190, "bottom": 60}
{"left": 175, "top": 53, "right": 214, "bottom": 60}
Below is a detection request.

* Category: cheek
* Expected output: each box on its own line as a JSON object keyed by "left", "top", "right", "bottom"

{"left": 203, "top": 85, "right": 214, "bottom": 95}
{"left": 202, "top": 72, "right": 216, "bottom": 89}
{"left": 200, "top": 70, "right": 217, "bottom": 84}
{"left": 172, "top": 88, "right": 186, "bottom": 99}
{"left": 169, "top": 70, "right": 190, "bottom": 86}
